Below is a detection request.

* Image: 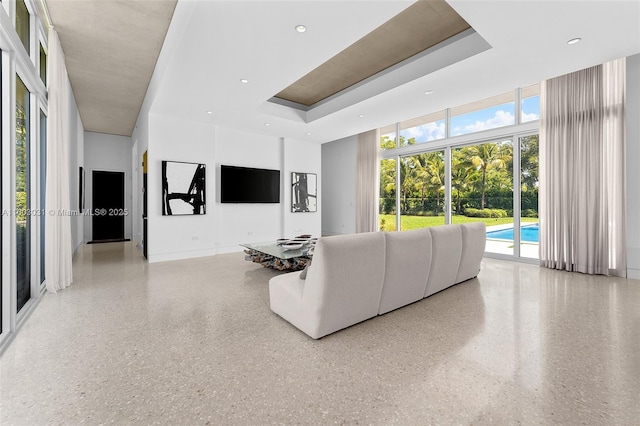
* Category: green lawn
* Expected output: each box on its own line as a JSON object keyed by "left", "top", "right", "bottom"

{"left": 379, "top": 214, "right": 537, "bottom": 231}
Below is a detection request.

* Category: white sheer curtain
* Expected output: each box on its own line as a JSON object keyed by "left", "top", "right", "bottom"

{"left": 45, "top": 28, "right": 74, "bottom": 293}
{"left": 539, "top": 58, "right": 626, "bottom": 277}
{"left": 356, "top": 129, "right": 379, "bottom": 233}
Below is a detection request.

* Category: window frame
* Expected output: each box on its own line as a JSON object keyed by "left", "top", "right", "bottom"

{"left": 380, "top": 87, "right": 540, "bottom": 263}
{"left": 0, "top": 0, "right": 48, "bottom": 351}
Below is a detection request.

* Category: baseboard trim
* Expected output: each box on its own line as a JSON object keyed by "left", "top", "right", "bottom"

{"left": 148, "top": 248, "right": 218, "bottom": 263}
{"left": 627, "top": 268, "right": 640, "bottom": 280}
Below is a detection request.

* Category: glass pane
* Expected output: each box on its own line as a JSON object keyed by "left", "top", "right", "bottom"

{"left": 379, "top": 158, "right": 396, "bottom": 231}
{"left": 520, "top": 134, "right": 539, "bottom": 259}
{"left": 380, "top": 124, "right": 396, "bottom": 150}
{"left": 0, "top": 52, "right": 2, "bottom": 333}
{"left": 450, "top": 91, "right": 515, "bottom": 137}
{"left": 39, "top": 44, "right": 47, "bottom": 85}
{"left": 40, "top": 111, "right": 47, "bottom": 283}
{"left": 452, "top": 140, "right": 514, "bottom": 256}
{"left": 400, "top": 151, "right": 446, "bottom": 230}
{"left": 521, "top": 84, "right": 540, "bottom": 123}
{"left": 399, "top": 110, "right": 446, "bottom": 147}
{"left": 16, "top": 76, "right": 31, "bottom": 312}
{"left": 16, "top": 0, "right": 30, "bottom": 56}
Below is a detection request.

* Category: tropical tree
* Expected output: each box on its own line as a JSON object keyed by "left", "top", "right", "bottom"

{"left": 451, "top": 152, "right": 476, "bottom": 214}
{"left": 379, "top": 159, "right": 396, "bottom": 214}
{"left": 520, "top": 135, "right": 539, "bottom": 191}
{"left": 424, "top": 152, "right": 445, "bottom": 214}
{"left": 466, "top": 141, "right": 513, "bottom": 209}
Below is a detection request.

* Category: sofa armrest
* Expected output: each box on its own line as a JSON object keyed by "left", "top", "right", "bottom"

{"left": 456, "top": 222, "right": 486, "bottom": 283}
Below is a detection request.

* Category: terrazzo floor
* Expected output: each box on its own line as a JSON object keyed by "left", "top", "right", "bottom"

{"left": 1, "top": 242, "right": 639, "bottom": 425}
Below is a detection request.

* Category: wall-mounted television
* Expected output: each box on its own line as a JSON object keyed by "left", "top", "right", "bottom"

{"left": 220, "top": 165, "right": 280, "bottom": 203}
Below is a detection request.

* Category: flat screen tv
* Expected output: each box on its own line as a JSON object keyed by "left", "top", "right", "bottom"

{"left": 220, "top": 165, "right": 280, "bottom": 203}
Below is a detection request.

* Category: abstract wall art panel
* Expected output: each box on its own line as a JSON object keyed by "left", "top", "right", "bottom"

{"left": 162, "top": 161, "right": 206, "bottom": 215}
{"left": 291, "top": 172, "right": 317, "bottom": 213}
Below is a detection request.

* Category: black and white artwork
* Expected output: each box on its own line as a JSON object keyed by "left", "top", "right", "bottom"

{"left": 291, "top": 172, "right": 317, "bottom": 213}
{"left": 162, "top": 161, "right": 206, "bottom": 215}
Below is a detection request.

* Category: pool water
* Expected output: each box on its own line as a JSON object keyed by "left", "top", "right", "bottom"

{"left": 486, "top": 223, "right": 539, "bottom": 243}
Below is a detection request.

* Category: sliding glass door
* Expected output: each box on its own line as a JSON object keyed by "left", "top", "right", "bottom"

{"left": 378, "top": 87, "right": 539, "bottom": 261}
{"left": 519, "top": 134, "right": 539, "bottom": 259}
{"left": 453, "top": 139, "right": 514, "bottom": 256}
{"left": 399, "top": 151, "right": 446, "bottom": 230}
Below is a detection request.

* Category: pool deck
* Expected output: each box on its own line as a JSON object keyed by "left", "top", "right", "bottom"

{"left": 485, "top": 222, "right": 539, "bottom": 259}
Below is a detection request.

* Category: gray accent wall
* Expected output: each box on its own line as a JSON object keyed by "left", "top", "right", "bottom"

{"left": 321, "top": 135, "right": 357, "bottom": 236}
{"left": 626, "top": 54, "right": 640, "bottom": 279}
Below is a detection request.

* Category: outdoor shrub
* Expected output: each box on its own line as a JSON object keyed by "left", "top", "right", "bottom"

{"left": 380, "top": 218, "right": 397, "bottom": 231}
{"left": 523, "top": 209, "right": 538, "bottom": 218}
{"left": 464, "top": 208, "right": 508, "bottom": 218}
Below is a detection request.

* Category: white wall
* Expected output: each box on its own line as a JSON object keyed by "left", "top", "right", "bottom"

{"left": 282, "top": 138, "right": 322, "bottom": 238}
{"left": 84, "top": 131, "right": 133, "bottom": 241}
{"left": 626, "top": 54, "right": 640, "bottom": 279}
{"left": 131, "top": 105, "right": 150, "bottom": 252}
{"left": 321, "top": 135, "right": 357, "bottom": 236}
{"left": 146, "top": 113, "right": 215, "bottom": 262}
{"left": 140, "top": 119, "right": 322, "bottom": 262}
{"left": 213, "top": 126, "right": 283, "bottom": 254}
{"left": 67, "top": 90, "right": 85, "bottom": 253}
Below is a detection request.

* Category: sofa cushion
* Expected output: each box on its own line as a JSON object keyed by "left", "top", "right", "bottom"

{"left": 425, "top": 224, "right": 463, "bottom": 297}
{"left": 379, "top": 228, "right": 432, "bottom": 314}
{"left": 303, "top": 232, "right": 386, "bottom": 338}
{"left": 270, "top": 232, "right": 386, "bottom": 339}
{"left": 456, "top": 222, "right": 486, "bottom": 283}
{"left": 269, "top": 274, "right": 315, "bottom": 336}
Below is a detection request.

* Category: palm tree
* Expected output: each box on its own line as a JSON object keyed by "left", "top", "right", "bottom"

{"left": 466, "top": 142, "right": 512, "bottom": 209}
{"left": 451, "top": 159, "right": 474, "bottom": 214}
{"left": 425, "top": 152, "right": 445, "bottom": 214}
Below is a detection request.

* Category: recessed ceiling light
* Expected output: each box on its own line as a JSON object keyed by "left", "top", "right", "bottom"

{"left": 306, "top": 132, "right": 312, "bottom": 136}
{"left": 567, "top": 37, "right": 582, "bottom": 45}
{"left": 295, "top": 25, "right": 306, "bottom": 33}
{"left": 424, "top": 90, "right": 434, "bottom": 95}
{"left": 358, "top": 114, "right": 364, "bottom": 118}
{"left": 240, "top": 79, "right": 249, "bottom": 83}
{"left": 264, "top": 123, "right": 271, "bottom": 126}
{"left": 206, "top": 111, "right": 213, "bottom": 114}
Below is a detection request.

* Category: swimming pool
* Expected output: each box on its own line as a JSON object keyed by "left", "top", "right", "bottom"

{"left": 486, "top": 223, "right": 539, "bottom": 243}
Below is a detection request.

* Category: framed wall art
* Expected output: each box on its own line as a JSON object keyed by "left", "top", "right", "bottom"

{"left": 291, "top": 172, "right": 317, "bottom": 213}
{"left": 162, "top": 161, "right": 206, "bottom": 215}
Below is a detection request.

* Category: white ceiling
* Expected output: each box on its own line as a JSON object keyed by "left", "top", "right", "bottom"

{"left": 45, "top": 0, "right": 177, "bottom": 136}
{"left": 51, "top": 0, "right": 640, "bottom": 143}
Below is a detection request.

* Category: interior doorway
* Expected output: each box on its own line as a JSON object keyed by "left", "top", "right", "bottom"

{"left": 142, "top": 151, "right": 148, "bottom": 259}
{"left": 91, "top": 170, "right": 126, "bottom": 242}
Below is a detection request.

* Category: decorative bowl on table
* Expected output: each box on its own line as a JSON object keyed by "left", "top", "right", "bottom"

{"left": 291, "top": 238, "right": 310, "bottom": 245}
{"left": 276, "top": 238, "right": 290, "bottom": 245}
{"left": 281, "top": 242, "right": 304, "bottom": 251}
{"left": 296, "top": 234, "right": 312, "bottom": 239}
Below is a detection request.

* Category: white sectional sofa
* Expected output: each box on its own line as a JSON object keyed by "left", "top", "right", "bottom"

{"left": 269, "top": 222, "right": 486, "bottom": 339}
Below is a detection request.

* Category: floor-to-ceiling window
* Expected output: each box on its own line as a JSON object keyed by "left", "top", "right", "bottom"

{"left": 379, "top": 125, "right": 397, "bottom": 231}
{"left": 16, "top": 75, "right": 30, "bottom": 312}
{"left": 379, "top": 86, "right": 539, "bottom": 261}
{"left": 453, "top": 139, "right": 514, "bottom": 256}
{"left": 1, "top": 0, "right": 49, "bottom": 350}
{"left": 40, "top": 110, "right": 46, "bottom": 284}
{"left": 519, "top": 134, "right": 539, "bottom": 259}
{"left": 1, "top": 50, "right": 3, "bottom": 335}
{"left": 399, "top": 150, "right": 446, "bottom": 230}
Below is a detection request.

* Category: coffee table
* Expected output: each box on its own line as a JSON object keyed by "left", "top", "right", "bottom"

{"left": 240, "top": 241, "right": 313, "bottom": 271}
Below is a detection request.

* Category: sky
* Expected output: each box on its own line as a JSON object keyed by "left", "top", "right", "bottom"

{"left": 394, "top": 96, "right": 540, "bottom": 144}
